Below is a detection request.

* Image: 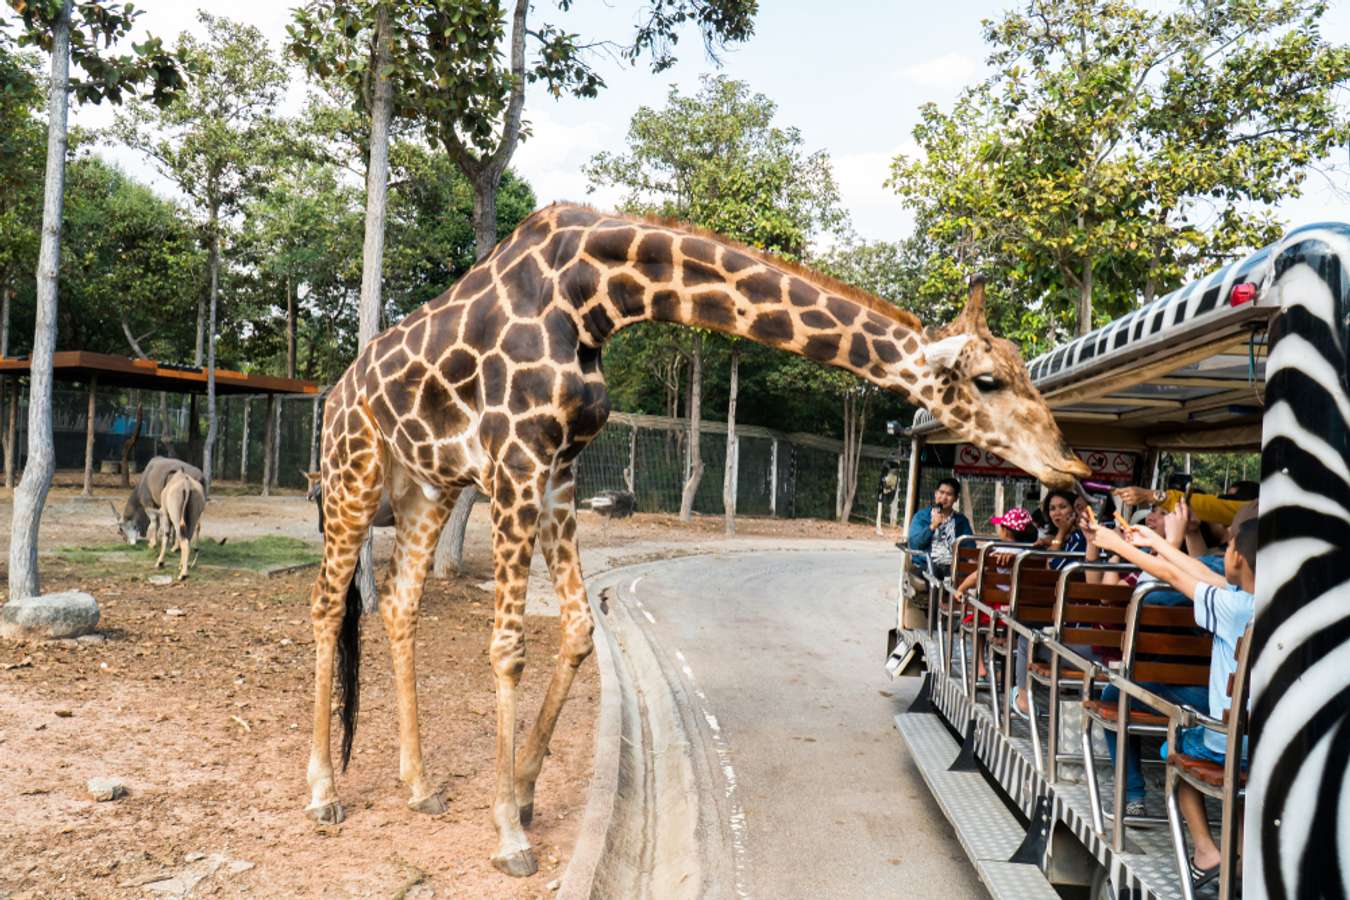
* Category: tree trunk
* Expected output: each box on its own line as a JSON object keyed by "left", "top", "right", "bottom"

{"left": 261, "top": 394, "right": 276, "bottom": 497}
{"left": 240, "top": 398, "right": 250, "bottom": 483}
{"left": 158, "top": 391, "right": 175, "bottom": 457}
{"left": 1077, "top": 257, "right": 1094, "bottom": 336}
{"left": 309, "top": 395, "right": 320, "bottom": 473}
{"left": 271, "top": 395, "right": 282, "bottom": 487}
{"left": 194, "top": 295, "right": 205, "bottom": 367}
{"left": 81, "top": 377, "right": 96, "bottom": 497}
{"left": 1, "top": 276, "right": 11, "bottom": 358}
{"left": 353, "top": 3, "right": 394, "bottom": 610}
{"left": 679, "top": 332, "right": 704, "bottom": 522}
{"left": 120, "top": 400, "right": 142, "bottom": 487}
{"left": 202, "top": 198, "right": 220, "bottom": 498}
{"left": 286, "top": 275, "right": 297, "bottom": 379}
{"left": 472, "top": 171, "right": 502, "bottom": 258}
{"left": 722, "top": 344, "right": 739, "bottom": 534}
{"left": 839, "top": 391, "right": 868, "bottom": 523}
{"left": 434, "top": 489, "right": 475, "bottom": 578}
{"left": 5, "top": 378, "right": 18, "bottom": 490}
{"left": 10, "top": 0, "right": 71, "bottom": 601}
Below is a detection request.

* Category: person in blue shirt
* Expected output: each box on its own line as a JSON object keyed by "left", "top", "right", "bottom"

{"left": 1091, "top": 514, "right": 1257, "bottom": 890}
{"left": 906, "top": 478, "right": 973, "bottom": 580}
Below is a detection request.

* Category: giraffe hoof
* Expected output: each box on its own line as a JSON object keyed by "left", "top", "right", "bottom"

{"left": 492, "top": 848, "right": 538, "bottom": 878}
{"left": 305, "top": 800, "right": 346, "bottom": 825}
{"left": 518, "top": 802, "right": 533, "bottom": 826}
{"left": 408, "top": 791, "right": 448, "bottom": 816}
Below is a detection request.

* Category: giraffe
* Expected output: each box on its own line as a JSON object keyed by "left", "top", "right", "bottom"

{"left": 304, "top": 203, "right": 1091, "bottom": 876}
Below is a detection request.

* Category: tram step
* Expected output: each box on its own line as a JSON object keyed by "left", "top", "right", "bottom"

{"left": 895, "top": 711, "right": 1060, "bottom": 900}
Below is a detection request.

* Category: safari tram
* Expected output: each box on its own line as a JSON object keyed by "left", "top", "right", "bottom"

{"left": 886, "top": 222, "right": 1349, "bottom": 900}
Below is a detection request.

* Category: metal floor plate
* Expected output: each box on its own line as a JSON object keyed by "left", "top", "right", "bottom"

{"left": 896, "top": 711, "right": 1061, "bottom": 900}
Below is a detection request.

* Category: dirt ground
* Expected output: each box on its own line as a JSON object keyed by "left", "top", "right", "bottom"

{"left": 0, "top": 472, "right": 890, "bottom": 899}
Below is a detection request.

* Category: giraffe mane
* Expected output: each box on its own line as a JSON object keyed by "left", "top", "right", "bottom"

{"left": 547, "top": 202, "right": 926, "bottom": 335}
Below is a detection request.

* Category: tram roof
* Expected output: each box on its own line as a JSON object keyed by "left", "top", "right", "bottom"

{"left": 908, "top": 221, "right": 1350, "bottom": 452}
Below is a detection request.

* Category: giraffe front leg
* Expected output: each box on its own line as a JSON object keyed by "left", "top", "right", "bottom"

{"left": 516, "top": 481, "right": 594, "bottom": 826}
{"left": 489, "top": 472, "right": 542, "bottom": 877}
{"left": 380, "top": 480, "right": 452, "bottom": 815}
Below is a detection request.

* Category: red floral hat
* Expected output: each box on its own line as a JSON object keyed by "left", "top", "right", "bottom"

{"left": 990, "top": 507, "right": 1033, "bottom": 532}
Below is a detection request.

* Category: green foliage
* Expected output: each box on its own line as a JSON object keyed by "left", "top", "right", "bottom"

{"left": 890, "top": 0, "right": 1350, "bottom": 347}
{"left": 383, "top": 142, "right": 536, "bottom": 317}
{"left": 114, "top": 12, "right": 288, "bottom": 220}
{"left": 7, "top": 0, "right": 183, "bottom": 108}
{"left": 58, "top": 155, "right": 203, "bottom": 356}
{"left": 0, "top": 43, "right": 42, "bottom": 305}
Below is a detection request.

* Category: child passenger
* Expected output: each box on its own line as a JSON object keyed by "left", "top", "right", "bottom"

{"left": 1088, "top": 515, "right": 1257, "bottom": 890}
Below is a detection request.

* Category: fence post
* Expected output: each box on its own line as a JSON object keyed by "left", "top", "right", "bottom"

{"left": 261, "top": 394, "right": 276, "bottom": 497}
{"left": 272, "top": 396, "right": 282, "bottom": 489}
{"left": 769, "top": 439, "right": 779, "bottom": 517}
{"left": 241, "top": 397, "right": 250, "bottom": 484}
{"left": 994, "top": 481, "right": 1005, "bottom": 518}
{"left": 835, "top": 452, "right": 845, "bottom": 521}
{"left": 81, "top": 375, "right": 96, "bottom": 497}
{"left": 624, "top": 422, "right": 636, "bottom": 494}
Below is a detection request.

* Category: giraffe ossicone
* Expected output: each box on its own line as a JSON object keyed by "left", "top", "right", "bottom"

{"left": 304, "top": 203, "right": 1089, "bottom": 877}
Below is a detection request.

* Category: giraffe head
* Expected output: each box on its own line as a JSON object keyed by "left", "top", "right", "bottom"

{"left": 921, "top": 279, "right": 1090, "bottom": 489}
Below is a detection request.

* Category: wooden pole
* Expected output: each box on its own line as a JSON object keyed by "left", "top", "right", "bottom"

{"left": 261, "top": 394, "right": 276, "bottom": 497}
{"left": 5, "top": 378, "right": 18, "bottom": 489}
{"left": 241, "top": 398, "right": 250, "bottom": 483}
{"left": 81, "top": 376, "right": 96, "bottom": 497}
{"left": 769, "top": 439, "right": 779, "bottom": 517}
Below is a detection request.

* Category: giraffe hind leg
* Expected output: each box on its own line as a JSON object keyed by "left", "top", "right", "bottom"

{"left": 305, "top": 425, "right": 384, "bottom": 824}
{"left": 379, "top": 468, "right": 454, "bottom": 815}
{"left": 516, "top": 471, "right": 594, "bottom": 826}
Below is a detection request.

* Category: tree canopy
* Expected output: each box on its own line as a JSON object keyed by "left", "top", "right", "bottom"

{"left": 889, "top": 0, "right": 1350, "bottom": 346}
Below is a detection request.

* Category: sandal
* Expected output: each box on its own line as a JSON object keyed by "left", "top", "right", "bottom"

{"left": 1188, "top": 857, "right": 1219, "bottom": 890}
{"left": 1009, "top": 686, "right": 1030, "bottom": 721}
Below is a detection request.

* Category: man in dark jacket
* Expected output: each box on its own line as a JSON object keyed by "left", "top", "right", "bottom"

{"left": 906, "top": 477, "right": 973, "bottom": 580}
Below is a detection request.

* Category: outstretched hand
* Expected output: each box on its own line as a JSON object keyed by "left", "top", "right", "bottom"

{"left": 1114, "top": 486, "right": 1155, "bottom": 507}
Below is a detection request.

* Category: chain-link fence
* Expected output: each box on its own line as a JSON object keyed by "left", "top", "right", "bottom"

{"left": 5, "top": 384, "right": 908, "bottom": 523}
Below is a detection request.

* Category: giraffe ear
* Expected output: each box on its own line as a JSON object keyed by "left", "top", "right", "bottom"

{"left": 924, "top": 334, "right": 973, "bottom": 372}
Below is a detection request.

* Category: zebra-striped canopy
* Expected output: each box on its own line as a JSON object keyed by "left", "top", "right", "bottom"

{"left": 908, "top": 222, "right": 1350, "bottom": 450}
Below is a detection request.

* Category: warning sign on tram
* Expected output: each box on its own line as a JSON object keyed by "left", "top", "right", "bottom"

{"left": 953, "top": 446, "right": 1138, "bottom": 483}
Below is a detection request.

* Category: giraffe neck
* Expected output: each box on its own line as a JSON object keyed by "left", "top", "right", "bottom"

{"left": 565, "top": 216, "right": 931, "bottom": 398}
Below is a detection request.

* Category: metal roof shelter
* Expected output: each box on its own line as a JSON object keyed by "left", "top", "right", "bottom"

{"left": 908, "top": 234, "right": 1281, "bottom": 453}
{"left": 0, "top": 350, "right": 320, "bottom": 396}
{"left": 0, "top": 351, "right": 319, "bottom": 495}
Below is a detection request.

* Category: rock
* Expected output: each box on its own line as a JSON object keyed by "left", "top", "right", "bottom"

{"left": 548, "top": 878, "right": 560, "bottom": 892}
{"left": 87, "top": 778, "right": 126, "bottom": 801}
{"left": 165, "top": 608, "right": 185, "bottom": 617}
{"left": 55, "top": 709, "right": 73, "bottom": 718}
{"left": 148, "top": 575, "right": 173, "bottom": 586}
{"left": 183, "top": 852, "right": 206, "bottom": 863}
{"left": 76, "top": 634, "right": 106, "bottom": 644}
{"left": 2, "top": 592, "right": 99, "bottom": 641}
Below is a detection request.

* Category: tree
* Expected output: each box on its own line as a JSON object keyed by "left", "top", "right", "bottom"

{"left": 293, "top": 0, "right": 758, "bottom": 565}
{"left": 5, "top": 0, "right": 180, "bottom": 601}
{"left": 890, "top": 0, "right": 1350, "bottom": 339}
{"left": 587, "top": 75, "right": 847, "bottom": 524}
{"left": 115, "top": 12, "right": 288, "bottom": 495}
{"left": 0, "top": 44, "right": 43, "bottom": 358}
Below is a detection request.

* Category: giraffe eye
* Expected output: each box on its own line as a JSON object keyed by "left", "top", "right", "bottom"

{"left": 973, "top": 374, "right": 1002, "bottom": 393}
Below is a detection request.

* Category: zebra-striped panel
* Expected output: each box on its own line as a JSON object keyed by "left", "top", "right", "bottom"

{"left": 1247, "top": 222, "right": 1350, "bottom": 900}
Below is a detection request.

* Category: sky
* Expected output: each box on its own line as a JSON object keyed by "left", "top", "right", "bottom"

{"left": 68, "top": 0, "right": 1350, "bottom": 246}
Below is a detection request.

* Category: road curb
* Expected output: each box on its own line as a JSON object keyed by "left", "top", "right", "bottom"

{"left": 558, "top": 544, "right": 894, "bottom": 897}
{"left": 558, "top": 562, "right": 713, "bottom": 899}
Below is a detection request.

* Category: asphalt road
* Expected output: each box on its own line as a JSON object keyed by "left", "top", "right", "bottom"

{"left": 615, "top": 549, "right": 987, "bottom": 900}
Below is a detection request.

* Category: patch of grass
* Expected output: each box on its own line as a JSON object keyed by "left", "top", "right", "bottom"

{"left": 57, "top": 536, "right": 320, "bottom": 575}
{"left": 196, "top": 536, "right": 320, "bottom": 571}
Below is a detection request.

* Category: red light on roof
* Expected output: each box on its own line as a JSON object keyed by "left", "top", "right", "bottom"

{"left": 1230, "top": 282, "right": 1257, "bottom": 306}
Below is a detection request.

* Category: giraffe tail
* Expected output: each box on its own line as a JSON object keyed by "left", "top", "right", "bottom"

{"left": 336, "top": 558, "right": 362, "bottom": 772}
{"left": 315, "top": 480, "right": 361, "bottom": 773}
